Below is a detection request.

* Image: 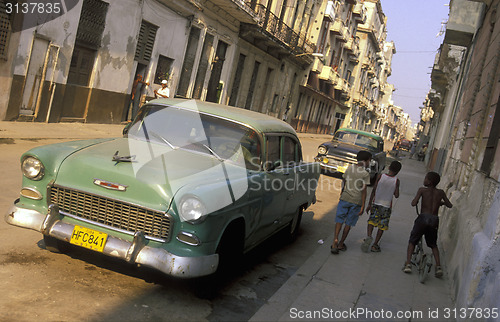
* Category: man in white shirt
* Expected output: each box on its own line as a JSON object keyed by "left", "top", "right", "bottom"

{"left": 155, "top": 79, "right": 170, "bottom": 98}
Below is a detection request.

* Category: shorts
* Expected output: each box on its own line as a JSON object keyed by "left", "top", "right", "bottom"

{"left": 335, "top": 200, "right": 361, "bottom": 227}
{"left": 408, "top": 213, "right": 439, "bottom": 248}
{"left": 368, "top": 204, "right": 391, "bottom": 230}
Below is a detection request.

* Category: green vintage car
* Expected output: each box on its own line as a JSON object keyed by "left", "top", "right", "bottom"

{"left": 5, "top": 99, "right": 320, "bottom": 278}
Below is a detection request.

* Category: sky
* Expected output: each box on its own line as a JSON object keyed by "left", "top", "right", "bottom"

{"left": 379, "top": 0, "right": 451, "bottom": 125}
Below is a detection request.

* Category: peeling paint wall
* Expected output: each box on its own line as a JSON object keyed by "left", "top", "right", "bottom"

{"left": 436, "top": 0, "right": 500, "bottom": 310}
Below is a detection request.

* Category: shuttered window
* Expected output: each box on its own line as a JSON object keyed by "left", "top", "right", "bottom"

{"left": 0, "top": 1, "right": 12, "bottom": 60}
{"left": 135, "top": 20, "right": 158, "bottom": 64}
{"left": 68, "top": 0, "right": 108, "bottom": 86}
{"left": 75, "top": 0, "right": 108, "bottom": 49}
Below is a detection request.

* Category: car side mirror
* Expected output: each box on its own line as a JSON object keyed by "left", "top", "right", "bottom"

{"left": 123, "top": 123, "right": 131, "bottom": 136}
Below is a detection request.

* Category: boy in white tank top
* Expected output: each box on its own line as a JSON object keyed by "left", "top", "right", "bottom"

{"left": 361, "top": 161, "right": 402, "bottom": 252}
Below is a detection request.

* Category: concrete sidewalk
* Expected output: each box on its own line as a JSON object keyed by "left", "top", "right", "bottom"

{"left": 251, "top": 157, "right": 455, "bottom": 321}
{"left": 0, "top": 121, "right": 125, "bottom": 140}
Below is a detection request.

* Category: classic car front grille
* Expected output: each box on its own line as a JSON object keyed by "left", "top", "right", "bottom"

{"left": 49, "top": 185, "right": 171, "bottom": 241}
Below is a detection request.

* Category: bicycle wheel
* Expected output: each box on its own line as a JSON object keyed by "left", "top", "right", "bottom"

{"left": 418, "top": 253, "right": 428, "bottom": 283}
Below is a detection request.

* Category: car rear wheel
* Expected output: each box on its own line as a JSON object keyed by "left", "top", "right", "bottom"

{"left": 43, "top": 235, "right": 69, "bottom": 253}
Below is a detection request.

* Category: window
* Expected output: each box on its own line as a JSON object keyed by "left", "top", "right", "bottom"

{"left": 193, "top": 34, "right": 214, "bottom": 99}
{"left": 283, "top": 136, "right": 298, "bottom": 165}
{"left": 177, "top": 27, "right": 201, "bottom": 98}
{"left": 74, "top": 0, "right": 108, "bottom": 50}
{"left": 154, "top": 55, "right": 173, "bottom": 85}
{"left": 135, "top": 20, "right": 158, "bottom": 65}
{"left": 245, "top": 61, "right": 260, "bottom": 110}
{"left": 267, "top": 136, "right": 280, "bottom": 164}
{"left": 0, "top": 1, "right": 11, "bottom": 60}
{"left": 229, "top": 53, "right": 246, "bottom": 106}
{"left": 67, "top": 0, "right": 108, "bottom": 86}
{"left": 480, "top": 101, "right": 500, "bottom": 175}
{"left": 67, "top": 45, "right": 96, "bottom": 86}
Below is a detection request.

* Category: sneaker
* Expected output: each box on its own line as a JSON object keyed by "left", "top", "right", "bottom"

{"left": 361, "top": 236, "right": 373, "bottom": 253}
{"left": 435, "top": 266, "right": 443, "bottom": 278}
{"left": 403, "top": 263, "right": 412, "bottom": 274}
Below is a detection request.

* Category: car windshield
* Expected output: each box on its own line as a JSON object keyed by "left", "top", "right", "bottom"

{"left": 127, "top": 104, "right": 262, "bottom": 169}
{"left": 333, "top": 131, "right": 378, "bottom": 151}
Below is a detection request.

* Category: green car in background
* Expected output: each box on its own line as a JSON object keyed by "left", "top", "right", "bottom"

{"left": 5, "top": 99, "right": 320, "bottom": 278}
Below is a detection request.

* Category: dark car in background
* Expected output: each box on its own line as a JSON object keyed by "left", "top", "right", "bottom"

{"left": 394, "top": 138, "right": 412, "bottom": 152}
{"left": 314, "top": 128, "right": 386, "bottom": 185}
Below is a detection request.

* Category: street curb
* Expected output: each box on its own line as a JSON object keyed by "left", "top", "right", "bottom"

{"left": 250, "top": 235, "right": 334, "bottom": 321}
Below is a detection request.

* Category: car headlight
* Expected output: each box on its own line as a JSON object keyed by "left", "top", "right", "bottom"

{"left": 318, "top": 146, "right": 327, "bottom": 155}
{"left": 21, "top": 156, "right": 44, "bottom": 180}
{"left": 179, "top": 196, "right": 207, "bottom": 224}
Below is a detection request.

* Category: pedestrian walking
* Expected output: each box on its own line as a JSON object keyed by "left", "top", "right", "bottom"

{"left": 403, "top": 171, "right": 453, "bottom": 277}
{"left": 409, "top": 141, "right": 416, "bottom": 159}
{"left": 331, "top": 150, "right": 372, "bottom": 254}
{"left": 130, "top": 74, "right": 149, "bottom": 121}
{"left": 361, "top": 160, "right": 402, "bottom": 253}
{"left": 154, "top": 79, "right": 170, "bottom": 98}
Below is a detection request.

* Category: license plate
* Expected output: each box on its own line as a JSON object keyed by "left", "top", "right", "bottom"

{"left": 337, "top": 165, "right": 347, "bottom": 173}
{"left": 70, "top": 225, "right": 108, "bottom": 252}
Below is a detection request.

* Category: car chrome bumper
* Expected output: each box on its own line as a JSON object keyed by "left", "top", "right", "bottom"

{"left": 5, "top": 202, "right": 218, "bottom": 278}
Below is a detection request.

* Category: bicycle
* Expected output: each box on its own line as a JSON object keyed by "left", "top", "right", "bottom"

{"left": 410, "top": 236, "right": 432, "bottom": 283}
{"left": 410, "top": 202, "right": 433, "bottom": 283}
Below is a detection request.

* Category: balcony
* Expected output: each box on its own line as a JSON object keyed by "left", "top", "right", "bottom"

{"left": 325, "top": 1, "right": 336, "bottom": 22}
{"left": 331, "top": 18, "right": 347, "bottom": 42}
{"left": 443, "top": 0, "right": 483, "bottom": 47}
{"left": 319, "top": 66, "right": 339, "bottom": 85}
{"left": 210, "top": 0, "right": 259, "bottom": 23}
{"left": 240, "top": 4, "right": 316, "bottom": 60}
{"left": 352, "top": 3, "right": 366, "bottom": 24}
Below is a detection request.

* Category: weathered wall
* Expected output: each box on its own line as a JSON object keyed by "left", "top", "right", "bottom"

{"left": 438, "top": 0, "right": 500, "bottom": 310}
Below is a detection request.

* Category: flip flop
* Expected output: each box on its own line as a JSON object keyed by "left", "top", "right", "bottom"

{"left": 338, "top": 244, "right": 347, "bottom": 251}
{"left": 330, "top": 245, "right": 339, "bottom": 254}
{"left": 361, "top": 236, "right": 373, "bottom": 253}
{"left": 371, "top": 245, "right": 381, "bottom": 252}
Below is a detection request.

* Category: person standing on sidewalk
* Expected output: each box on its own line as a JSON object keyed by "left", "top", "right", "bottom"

{"left": 403, "top": 171, "right": 453, "bottom": 277}
{"left": 362, "top": 160, "right": 402, "bottom": 253}
{"left": 331, "top": 151, "right": 371, "bottom": 254}
{"left": 130, "top": 74, "right": 149, "bottom": 121}
{"left": 154, "top": 79, "right": 170, "bottom": 98}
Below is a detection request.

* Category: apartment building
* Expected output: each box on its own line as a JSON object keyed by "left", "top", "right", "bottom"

{"left": 0, "top": 0, "right": 320, "bottom": 123}
{"left": 0, "top": 0, "right": 407, "bottom": 142}
{"left": 421, "top": 0, "right": 500, "bottom": 309}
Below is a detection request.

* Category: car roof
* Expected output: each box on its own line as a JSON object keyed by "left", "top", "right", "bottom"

{"left": 146, "top": 98, "right": 296, "bottom": 135}
{"left": 336, "top": 128, "right": 383, "bottom": 140}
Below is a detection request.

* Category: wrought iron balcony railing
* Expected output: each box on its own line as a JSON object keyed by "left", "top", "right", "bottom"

{"left": 244, "top": 3, "right": 316, "bottom": 55}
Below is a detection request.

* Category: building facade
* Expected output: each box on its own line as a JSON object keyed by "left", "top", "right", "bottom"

{"left": 0, "top": 0, "right": 409, "bottom": 142}
{"left": 422, "top": 0, "right": 500, "bottom": 309}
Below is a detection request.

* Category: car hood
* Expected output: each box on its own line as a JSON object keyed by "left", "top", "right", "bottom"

{"left": 55, "top": 138, "right": 249, "bottom": 212}
{"left": 322, "top": 140, "right": 369, "bottom": 160}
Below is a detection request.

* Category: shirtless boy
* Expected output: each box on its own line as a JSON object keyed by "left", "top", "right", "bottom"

{"left": 403, "top": 171, "right": 453, "bottom": 277}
